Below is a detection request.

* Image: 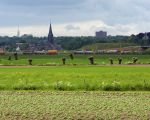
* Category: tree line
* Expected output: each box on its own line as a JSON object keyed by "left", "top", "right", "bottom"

{"left": 0, "top": 33, "right": 149, "bottom": 51}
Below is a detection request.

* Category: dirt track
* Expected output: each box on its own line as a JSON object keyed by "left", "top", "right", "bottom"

{"left": 0, "top": 64, "right": 150, "bottom": 68}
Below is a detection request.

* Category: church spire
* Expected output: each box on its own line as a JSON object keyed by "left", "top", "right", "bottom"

{"left": 17, "top": 25, "right": 20, "bottom": 37}
{"left": 49, "top": 22, "right": 53, "bottom": 34}
{"left": 48, "top": 22, "right": 54, "bottom": 44}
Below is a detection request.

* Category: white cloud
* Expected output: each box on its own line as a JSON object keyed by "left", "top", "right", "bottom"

{"left": 0, "top": 0, "right": 150, "bottom": 36}
{"left": 0, "top": 20, "right": 145, "bottom": 37}
{"left": 65, "top": 25, "right": 80, "bottom": 31}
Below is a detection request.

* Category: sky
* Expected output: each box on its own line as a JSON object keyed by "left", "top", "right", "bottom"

{"left": 0, "top": 0, "right": 150, "bottom": 37}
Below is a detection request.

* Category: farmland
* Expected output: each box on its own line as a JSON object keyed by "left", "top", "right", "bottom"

{"left": 0, "top": 91, "right": 149, "bottom": 120}
{"left": 82, "top": 43, "right": 137, "bottom": 50}
{"left": 0, "top": 66, "right": 150, "bottom": 91}
{"left": 0, "top": 54, "right": 150, "bottom": 66}
{"left": 0, "top": 54, "right": 150, "bottom": 120}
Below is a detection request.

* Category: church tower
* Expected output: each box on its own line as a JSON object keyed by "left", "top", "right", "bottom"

{"left": 48, "top": 23, "right": 54, "bottom": 44}
{"left": 43, "top": 22, "right": 62, "bottom": 50}
{"left": 17, "top": 25, "right": 20, "bottom": 37}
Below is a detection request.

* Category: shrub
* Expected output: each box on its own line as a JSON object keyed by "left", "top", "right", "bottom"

{"left": 69, "top": 53, "right": 74, "bottom": 60}
{"left": 62, "top": 58, "right": 66, "bottom": 65}
{"left": 88, "top": 56, "right": 94, "bottom": 65}
{"left": 28, "top": 59, "right": 33, "bottom": 65}
{"left": 13, "top": 85, "right": 42, "bottom": 90}
{"left": 8, "top": 56, "right": 11, "bottom": 61}
{"left": 54, "top": 81, "right": 75, "bottom": 91}
{"left": 14, "top": 53, "right": 18, "bottom": 60}
{"left": 109, "top": 58, "right": 113, "bottom": 65}
{"left": 132, "top": 57, "right": 138, "bottom": 64}
{"left": 118, "top": 58, "right": 122, "bottom": 65}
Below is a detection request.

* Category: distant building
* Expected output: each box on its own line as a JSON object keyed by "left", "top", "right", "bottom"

{"left": 44, "top": 23, "right": 62, "bottom": 50}
{"left": 48, "top": 23, "right": 54, "bottom": 44}
{"left": 21, "top": 34, "right": 33, "bottom": 38}
{"left": 15, "top": 23, "right": 62, "bottom": 53}
{"left": 0, "top": 48, "right": 5, "bottom": 55}
{"left": 17, "top": 26, "right": 20, "bottom": 37}
{"left": 95, "top": 31, "right": 107, "bottom": 38}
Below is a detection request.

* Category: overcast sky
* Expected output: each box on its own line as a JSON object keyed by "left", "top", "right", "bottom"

{"left": 0, "top": 0, "right": 149, "bottom": 36}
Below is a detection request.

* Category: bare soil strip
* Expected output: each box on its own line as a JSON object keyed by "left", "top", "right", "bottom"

{"left": 0, "top": 91, "right": 149, "bottom": 120}
{"left": 0, "top": 64, "right": 150, "bottom": 68}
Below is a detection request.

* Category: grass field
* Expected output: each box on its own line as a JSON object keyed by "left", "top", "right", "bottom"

{"left": 0, "top": 66, "right": 150, "bottom": 91}
{"left": 0, "top": 91, "right": 149, "bottom": 120}
{"left": 0, "top": 54, "right": 150, "bottom": 66}
{"left": 82, "top": 43, "right": 137, "bottom": 50}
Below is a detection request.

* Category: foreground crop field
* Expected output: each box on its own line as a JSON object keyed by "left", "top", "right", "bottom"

{"left": 0, "top": 54, "right": 150, "bottom": 65}
{"left": 0, "top": 66, "right": 150, "bottom": 91}
{"left": 0, "top": 92, "right": 149, "bottom": 120}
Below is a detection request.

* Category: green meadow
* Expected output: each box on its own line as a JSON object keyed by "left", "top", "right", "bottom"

{"left": 0, "top": 54, "right": 150, "bottom": 65}
{"left": 0, "top": 66, "right": 150, "bottom": 91}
